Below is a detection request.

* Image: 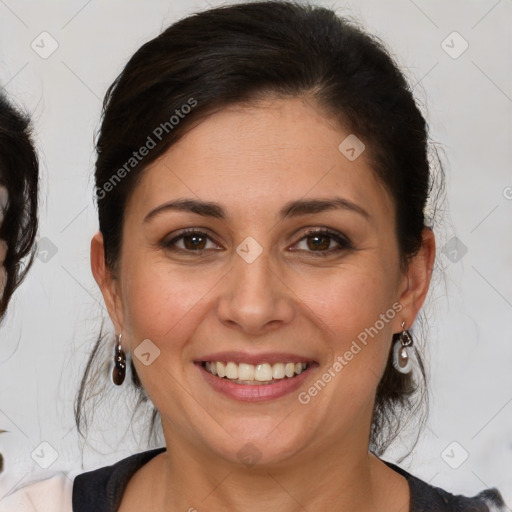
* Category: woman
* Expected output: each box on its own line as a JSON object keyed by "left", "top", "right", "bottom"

{"left": 0, "top": 93, "right": 38, "bottom": 320}
{"left": 1, "top": 1, "right": 508, "bottom": 511}
{"left": 0, "top": 91, "right": 39, "bottom": 477}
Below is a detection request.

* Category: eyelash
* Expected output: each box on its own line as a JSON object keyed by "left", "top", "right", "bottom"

{"left": 162, "top": 227, "right": 353, "bottom": 256}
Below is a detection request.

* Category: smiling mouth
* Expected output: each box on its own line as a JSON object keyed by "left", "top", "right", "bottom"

{"left": 201, "top": 361, "right": 309, "bottom": 385}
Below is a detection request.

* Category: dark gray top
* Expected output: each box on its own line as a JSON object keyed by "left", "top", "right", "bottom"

{"left": 72, "top": 447, "right": 509, "bottom": 511}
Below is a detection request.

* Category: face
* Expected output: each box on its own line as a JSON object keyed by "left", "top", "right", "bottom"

{"left": 93, "top": 96, "right": 433, "bottom": 467}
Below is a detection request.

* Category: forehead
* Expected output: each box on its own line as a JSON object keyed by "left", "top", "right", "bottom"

{"left": 125, "top": 97, "right": 394, "bottom": 224}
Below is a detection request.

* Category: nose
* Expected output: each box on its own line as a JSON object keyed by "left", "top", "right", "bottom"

{"left": 217, "top": 246, "right": 294, "bottom": 335}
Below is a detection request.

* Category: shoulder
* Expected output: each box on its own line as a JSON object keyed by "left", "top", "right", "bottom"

{"left": 72, "top": 447, "right": 166, "bottom": 512}
{"left": 0, "top": 472, "right": 74, "bottom": 512}
{"left": 383, "top": 460, "right": 510, "bottom": 512}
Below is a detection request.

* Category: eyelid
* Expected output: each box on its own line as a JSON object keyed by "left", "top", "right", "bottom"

{"left": 163, "top": 228, "right": 223, "bottom": 250}
{"left": 290, "top": 227, "right": 353, "bottom": 251}
{"left": 162, "top": 226, "right": 352, "bottom": 254}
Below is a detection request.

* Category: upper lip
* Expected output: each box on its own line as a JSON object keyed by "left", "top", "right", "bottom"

{"left": 196, "top": 352, "right": 317, "bottom": 365}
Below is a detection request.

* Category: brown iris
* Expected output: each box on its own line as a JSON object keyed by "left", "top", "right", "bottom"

{"left": 183, "top": 234, "right": 207, "bottom": 251}
{"left": 306, "top": 234, "right": 330, "bottom": 251}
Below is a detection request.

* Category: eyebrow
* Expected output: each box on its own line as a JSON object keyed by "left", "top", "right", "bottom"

{"left": 144, "top": 196, "right": 370, "bottom": 223}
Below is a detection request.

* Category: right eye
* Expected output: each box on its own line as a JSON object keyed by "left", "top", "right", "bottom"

{"left": 161, "top": 229, "right": 222, "bottom": 253}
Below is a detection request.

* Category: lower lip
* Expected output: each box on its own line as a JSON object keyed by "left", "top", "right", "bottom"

{"left": 196, "top": 363, "right": 316, "bottom": 402}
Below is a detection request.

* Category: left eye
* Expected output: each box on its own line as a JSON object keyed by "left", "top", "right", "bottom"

{"left": 163, "top": 230, "right": 220, "bottom": 252}
{"left": 162, "top": 229, "right": 352, "bottom": 255}
{"left": 291, "top": 230, "right": 352, "bottom": 254}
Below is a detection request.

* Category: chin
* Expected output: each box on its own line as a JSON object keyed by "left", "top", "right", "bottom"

{"left": 203, "top": 422, "right": 312, "bottom": 468}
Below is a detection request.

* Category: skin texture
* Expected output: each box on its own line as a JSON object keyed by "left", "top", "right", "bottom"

{"left": 92, "top": 97, "right": 435, "bottom": 511}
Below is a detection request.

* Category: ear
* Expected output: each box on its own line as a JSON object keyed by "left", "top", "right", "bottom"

{"left": 90, "top": 231, "right": 125, "bottom": 334}
{"left": 394, "top": 227, "right": 436, "bottom": 332}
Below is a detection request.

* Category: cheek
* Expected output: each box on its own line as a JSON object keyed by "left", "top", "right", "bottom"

{"left": 297, "top": 262, "right": 398, "bottom": 333}
{"left": 293, "top": 262, "right": 399, "bottom": 382}
{"left": 119, "top": 256, "right": 209, "bottom": 344}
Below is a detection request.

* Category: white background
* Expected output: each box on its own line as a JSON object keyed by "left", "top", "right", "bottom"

{"left": 0, "top": 0, "right": 511, "bottom": 505}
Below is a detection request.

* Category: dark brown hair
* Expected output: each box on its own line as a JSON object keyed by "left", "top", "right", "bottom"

{"left": 76, "top": 0, "right": 445, "bottom": 456}
{"left": 0, "top": 93, "right": 39, "bottom": 318}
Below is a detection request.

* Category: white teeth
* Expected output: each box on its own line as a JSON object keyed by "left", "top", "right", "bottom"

{"left": 204, "top": 361, "right": 308, "bottom": 382}
{"left": 272, "top": 363, "right": 285, "bottom": 379}
{"left": 285, "top": 362, "right": 295, "bottom": 378}
{"left": 225, "top": 361, "right": 238, "bottom": 379}
{"left": 238, "top": 363, "right": 254, "bottom": 380}
{"left": 216, "top": 362, "right": 226, "bottom": 378}
{"left": 255, "top": 363, "right": 273, "bottom": 381}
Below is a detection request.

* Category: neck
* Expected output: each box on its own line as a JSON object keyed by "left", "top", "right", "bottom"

{"left": 148, "top": 436, "right": 409, "bottom": 512}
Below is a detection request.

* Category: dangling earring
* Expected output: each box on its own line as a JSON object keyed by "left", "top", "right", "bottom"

{"left": 393, "top": 321, "right": 413, "bottom": 374}
{"left": 112, "top": 333, "right": 126, "bottom": 386}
